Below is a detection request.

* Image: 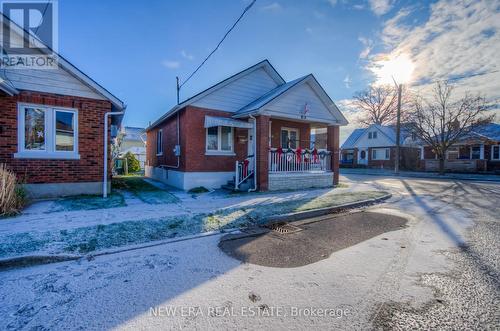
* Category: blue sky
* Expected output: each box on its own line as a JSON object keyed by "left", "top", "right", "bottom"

{"left": 57, "top": 0, "right": 499, "bottom": 136}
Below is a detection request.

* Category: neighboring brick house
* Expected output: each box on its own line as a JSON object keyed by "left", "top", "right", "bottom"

{"left": 146, "top": 60, "right": 348, "bottom": 191}
{"left": 0, "top": 16, "right": 125, "bottom": 198}
{"left": 418, "top": 123, "right": 500, "bottom": 173}
{"left": 340, "top": 124, "right": 419, "bottom": 170}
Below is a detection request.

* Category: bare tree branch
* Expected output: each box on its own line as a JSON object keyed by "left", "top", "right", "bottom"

{"left": 405, "top": 80, "right": 493, "bottom": 174}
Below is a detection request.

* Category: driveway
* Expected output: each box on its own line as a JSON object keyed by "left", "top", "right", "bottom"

{"left": 0, "top": 175, "right": 498, "bottom": 330}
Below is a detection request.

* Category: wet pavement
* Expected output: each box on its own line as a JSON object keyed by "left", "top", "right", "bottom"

{"left": 219, "top": 211, "right": 408, "bottom": 268}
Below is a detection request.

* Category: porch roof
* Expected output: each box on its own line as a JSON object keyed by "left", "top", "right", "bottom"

{"left": 204, "top": 116, "right": 253, "bottom": 129}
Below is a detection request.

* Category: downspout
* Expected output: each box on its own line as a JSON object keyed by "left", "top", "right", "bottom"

{"left": 162, "top": 111, "right": 180, "bottom": 169}
{"left": 248, "top": 114, "right": 257, "bottom": 192}
{"left": 103, "top": 111, "right": 124, "bottom": 198}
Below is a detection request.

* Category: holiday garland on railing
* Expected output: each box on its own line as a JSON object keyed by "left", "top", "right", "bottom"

{"left": 269, "top": 147, "right": 331, "bottom": 163}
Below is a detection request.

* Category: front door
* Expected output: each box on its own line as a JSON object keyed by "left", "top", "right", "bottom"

{"left": 247, "top": 125, "right": 254, "bottom": 172}
{"left": 358, "top": 148, "right": 368, "bottom": 165}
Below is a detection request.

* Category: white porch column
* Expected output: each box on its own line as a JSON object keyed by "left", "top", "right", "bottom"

{"left": 480, "top": 144, "right": 485, "bottom": 159}
{"left": 420, "top": 146, "right": 424, "bottom": 160}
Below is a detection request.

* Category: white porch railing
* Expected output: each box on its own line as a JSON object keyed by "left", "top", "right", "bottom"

{"left": 269, "top": 148, "right": 331, "bottom": 173}
{"left": 235, "top": 155, "right": 254, "bottom": 190}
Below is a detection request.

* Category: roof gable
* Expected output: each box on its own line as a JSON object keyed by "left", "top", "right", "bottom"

{"left": 234, "top": 74, "right": 348, "bottom": 125}
{"left": 0, "top": 14, "right": 124, "bottom": 110}
{"left": 148, "top": 60, "right": 284, "bottom": 129}
{"left": 191, "top": 64, "right": 283, "bottom": 112}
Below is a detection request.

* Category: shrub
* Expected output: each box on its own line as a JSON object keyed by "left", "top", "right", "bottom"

{"left": 0, "top": 164, "right": 26, "bottom": 216}
{"left": 125, "top": 152, "right": 141, "bottom": 173}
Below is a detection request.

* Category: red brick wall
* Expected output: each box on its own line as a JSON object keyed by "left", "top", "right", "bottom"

{"left": 0, "top": 91, "right": 112, "bottom": 184}
{"left": 146, "top": 106, "right": 248, "bottom": 173}
{"left": 270, "top": 119, "right": 310, "bottom": 149}
{"left": 327, "top": 126, "right": 339, "bottom": 185}
{"left": 256, "top": 115, "right": 270, "bottom": 191}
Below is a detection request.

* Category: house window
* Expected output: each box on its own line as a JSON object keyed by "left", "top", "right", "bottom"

{"left": 368, "top": 131, "right": 377, "bottom": 139}
{"left": 492, "top": 145, "right": 500, "bottom": 160}
{"left": 281, "top": 127, "right": 299, "bottom": 149}
{"left": 55, "top": 110, "right": 75, "bottom": 151}
{"left": 156, "top": 129, "right": 163, "bottom": 155}
{"left": 470, "top": 146, "right": 481, "bottom": 160}
{"left": 372, "top": 148, "right": 390, "bottom": 160}
{"left": 205, "top": 126, "right": 233, "bottom": 154}
{"left": 16, "top": 104, "right": 79, "bottom": 159}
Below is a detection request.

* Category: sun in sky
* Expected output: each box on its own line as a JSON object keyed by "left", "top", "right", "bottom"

{"left": 371, "top": 53, "right": 416, "bottom": 85}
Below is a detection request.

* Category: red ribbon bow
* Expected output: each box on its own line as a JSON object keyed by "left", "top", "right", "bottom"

{"left": 312, "top": 148, "right": 319, "bottom": 163}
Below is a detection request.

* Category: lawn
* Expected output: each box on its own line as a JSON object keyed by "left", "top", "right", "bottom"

{"left": 112, "top": 176, "right": 178, "bottom": 204}
{"left": 0, "top": 190, "right": 388, "bottom": 258}
{"left": 49, "top": 193, "right": 126, "bottom": 212}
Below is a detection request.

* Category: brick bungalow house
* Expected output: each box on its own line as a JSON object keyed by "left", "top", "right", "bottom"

{"left": 340, "top": 124, "right": 419, "bottom": 170}
{"left": 0, "top": 15, "right": 125, "bottom": 198}
{"left": 418, "top": 123, "right": 500, "bottom": 173}
{"left": 146, "top": 60, "right": 348, "bottom": 191}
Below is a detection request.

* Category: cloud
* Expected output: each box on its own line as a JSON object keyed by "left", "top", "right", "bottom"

{"left": 162, "top": 60, "right": 180, "bottom": 69}
{"left": 181, "top": 50, "right": 194, "bottom": 60}
{"left": 343, "top": 75, "right": 352, "bottom": 88}
{"left": 336, "top": 99, "right": 365, "bottom": 144}
{"left": 326, "top": 0, "right": 338, "bottom": 6}
{"left": 358, "top": 37, "right": 373, "bottom": 59}
{"left": 305, "top": 27, "right": 313, "bottom": 34}
{"left": 369, "top": 0, "right": 394, "bottom": 16}
{"left": 261, "top": 2, "right": 282, "bottom": 12}
{"left": 367, "top": 0, "right": 500, "bottom": 110}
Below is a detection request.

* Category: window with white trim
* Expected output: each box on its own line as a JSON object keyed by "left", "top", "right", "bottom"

{"left": 206, "top": 126, "right": 233, "bottom": 154}
{"left": 492, "top": 145, "right": 500, "bottom": 160}
{"left": 156, "top": 129, "right": 163, "bottom": 155}
{"left": 16, "top": 103, "right": 78, "bottom": 159}
{"left": 368, "top": 131, "right": 378, "bottom": 139}
{"left": 372, "top": 148, "right": 390, "bottom": 160}
{"left": 281, "top": 127, "right": 299, "bottom": 149}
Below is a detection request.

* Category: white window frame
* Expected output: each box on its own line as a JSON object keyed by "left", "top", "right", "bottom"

{"left": 280, "top": 127, "right": 299, "bottom": 149}
{"left": 491, "top": 145, "right": 500, "bottom": 161}
{"left": 205, "top": 126, "right": 235, "bottom": 155}
{"left": 156, "top": 129, "right": 163, "bottom": 156}
{"left": 15, "top": 103, "right": 79, "bottom": 160}
{"left": 372, "top": 148, "right": 390, "bottom": 160}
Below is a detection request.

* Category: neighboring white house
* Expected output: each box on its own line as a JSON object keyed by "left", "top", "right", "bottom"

{"left": 119, "top": 127, "right": 147, "bottom": 169}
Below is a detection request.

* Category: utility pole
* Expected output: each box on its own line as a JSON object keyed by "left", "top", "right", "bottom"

{"left": 394, "top": 83, "right": 402, "bottom": 175}
{"left": 176, "top": 76, "right": 180, "bottom": 105}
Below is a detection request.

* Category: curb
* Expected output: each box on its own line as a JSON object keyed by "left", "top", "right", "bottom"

{"left": 0, "top": 254, "right": 81, "bottom": 271}
{"left": 265, "top": 193, "right": 392, "bottom": 223}
{"left": 0, "top": 193, "right": 391, "bottom": 271}
{"left": 340, "top": 170, "right": 500, "bottom": 183}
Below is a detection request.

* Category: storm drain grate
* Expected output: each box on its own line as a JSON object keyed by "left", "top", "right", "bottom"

{"left": 266, "top": 222, "right": 303, "bottom": 235}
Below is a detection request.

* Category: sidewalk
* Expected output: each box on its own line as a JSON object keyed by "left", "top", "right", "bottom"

{"left": 340, "top": 168, "right": 500, "bottom": 182}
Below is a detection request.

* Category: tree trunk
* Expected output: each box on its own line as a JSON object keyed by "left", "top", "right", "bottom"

{"left": 438, "top": 157, "right": 445, "bottom": 175}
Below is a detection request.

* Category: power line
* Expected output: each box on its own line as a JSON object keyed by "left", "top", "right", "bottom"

{"left": 178, "top": 0, "right": 257, "bottom": 92}
{"left": 34, "top": 0, "right": 51, "bottom": 36}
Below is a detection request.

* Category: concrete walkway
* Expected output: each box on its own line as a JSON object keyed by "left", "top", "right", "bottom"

{"left": 340, "top": 167, "right": 500, "bottom": 182}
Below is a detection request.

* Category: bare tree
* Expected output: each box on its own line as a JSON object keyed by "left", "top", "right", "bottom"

{"left": 352, "top": 85, "right": 402, "bottom": 126}
{"left": 406, "top": 81, "right": 492, "bottom": 174}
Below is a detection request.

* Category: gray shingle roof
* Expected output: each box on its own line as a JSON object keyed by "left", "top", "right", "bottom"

{"left": 341, "top": 128, "right": 365, "bottom": 149}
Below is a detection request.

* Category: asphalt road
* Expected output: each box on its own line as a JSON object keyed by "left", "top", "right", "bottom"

{"left": 0, "top": 175, "right": 498, "bottom": 330}
{"left": 220, "top": 211, "right": 409, "bottom": 268}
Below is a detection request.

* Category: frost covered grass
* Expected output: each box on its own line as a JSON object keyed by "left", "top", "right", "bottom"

{"left": 49, "top": 193, "right": 126, "bottom": 212}
{"left": 0, "top": 190, "right": 387, "bottom": 258}
{"left": 112, "top": 176, "right": 178, "bottom": 204}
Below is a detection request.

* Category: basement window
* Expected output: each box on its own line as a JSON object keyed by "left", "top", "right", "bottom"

{"left": 15, "top": 103, "right": 79, "bottom": 160}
